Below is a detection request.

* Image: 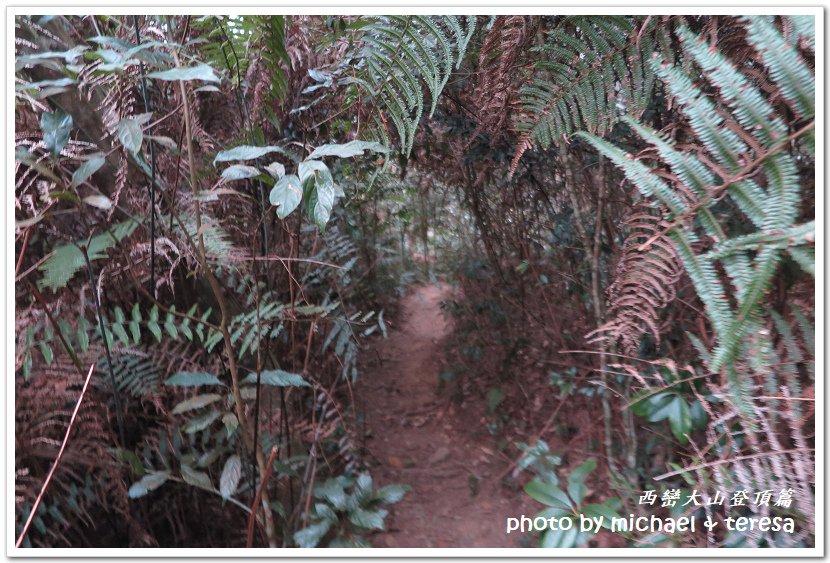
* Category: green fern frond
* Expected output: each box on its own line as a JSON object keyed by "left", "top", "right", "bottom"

{"left": 37, "top": 219, "right": 140, "bottom": 292}
{"left": 510, "top": 16, "right": 668, "bottom": 174}
{"left": 579, "top": 20, "right": 813, "bottom": 380}
{"left": 354, "top": 15, "right": 475, "bottom": 155}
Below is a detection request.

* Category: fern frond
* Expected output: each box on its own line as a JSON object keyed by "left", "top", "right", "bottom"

{"left": 579, "top": 20, "right": 813, "bottom": 377}
{"left": 510, "top": 16, "right": 668, "bottom": 174}
{"left": 587, "top": 206, "right": 683, "bottom": 354}
{"left": 353, "top": 15, "right": 475, "bottom": 155}
{"left": 37, "top": 219, "right": 140, "bottom": 292}
{"left": 468, "top": 16, "right": 538, "bottom": 139}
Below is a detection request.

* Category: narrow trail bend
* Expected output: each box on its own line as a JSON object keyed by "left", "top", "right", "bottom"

{"left": 359, "top": 284, "right": 534, "bottom": 548}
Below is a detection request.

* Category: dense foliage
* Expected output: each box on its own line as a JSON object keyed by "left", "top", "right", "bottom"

{"left": 15, "top": 14, "right": 814, "bottom": 548}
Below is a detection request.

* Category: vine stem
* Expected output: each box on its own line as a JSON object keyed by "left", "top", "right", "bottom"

{"left": 246, "top": 446, "right": 279, "bottom": 547}
{"left": 132, "top": 15, "right": 158, "bottom": 296}
{"left": 16, "top": 364, "right": 96, "bottom": 548}
{"left": 170, "top": 33, "right": 277, "bottom": 546}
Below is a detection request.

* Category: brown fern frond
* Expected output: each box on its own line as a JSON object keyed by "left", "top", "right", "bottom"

{"left": 15, "top": 361, "right": 127, "bottom": 547}
{"left": 469, "top": 16, "right": 539, "bottom": 143}
{"left": 587, "top": 204, "right": 683, "bottom": 353}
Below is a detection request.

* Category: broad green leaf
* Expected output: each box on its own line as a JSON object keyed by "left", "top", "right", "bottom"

{"left": 180, "top": 464, "right": 213, "bottom": 490}
{"left": 535, "top": 506, "right": 570, "bottom": 519}
{"left": 40, "top": 109, "right": 73, "bottom": 156}
{"left": 566, "top": 459, "right": 596, "bottom": 506}
{"left": 298, "top": 159, "right": 331, "bottom": 185}
{"left": 182, "top": 410, "right": 221, "bottom": 433}
{"left": 219, "top": 455, "right": 242, "bottom": 500}
{"left": 265, "top": 161, "right": 285, "bottom": 179}
{"left": 220, "top": 164, "right": 260, "bottom": 183}
{"left": 582, "top": 503, "right": 621, "bottom": 528}
{"left": 269, "top": 174, "right": 303, "bottom": 219}
{"left": 172, "top": 393, "right": 222, "bottom": 414}
{"left": 128, "top": 471, "right": 170, "bottom": 498}
{"left": 299, "top": 161, "right": 335, "bottom": 230}
{"left": 307, "top": 140, "right": 388, "bottom": 159}
{"left": 540, "top": 522, "right": 582, "bottom": 548}
{"left": 165, "top": 371, "right": 221, "bottom": 387}
{"left": 668, "top": 397, "right": 692, "bottom": 444}
{"left": 294, "top": 520, "right": 332, "bottom": 548}
{"left": 373, "top": 484, "right": 410, "bottom": 504}
{"left": 116, "top": 118, "right": 143, "bottom": 153}
{"left": 213, "top": 145, "right": 287, "bottom": 165}
{"left": 524, "top": 479, "right": 573, "bottom": 510}
{"left": 354, "top": 473, "right": 373, "bottom": 502}
{"left": 313, "top": 477, "right": 350, "bottom": 510}
{"left": 147, "top": 64, "right": 219, "bottom": 83}
{"left": 242, "top": 369, "right": 310, "bottom": 387}
{"left": 348, "top": 507, "right": 388, "bottom": 531}
{"left": 71, "top": 154, "right": 106, "bottom": 187}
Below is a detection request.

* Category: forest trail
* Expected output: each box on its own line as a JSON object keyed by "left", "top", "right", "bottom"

{"left": 360, "top": 284, "right": 533, "bottom": 548}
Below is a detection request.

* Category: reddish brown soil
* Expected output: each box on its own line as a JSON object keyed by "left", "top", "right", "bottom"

{"left": 359, "top": 284, "right": 538, "bottom": 548}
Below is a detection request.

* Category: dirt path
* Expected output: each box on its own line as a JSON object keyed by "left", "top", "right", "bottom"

{"left": 359, "top": 284, "right": 534, "bottom": 548}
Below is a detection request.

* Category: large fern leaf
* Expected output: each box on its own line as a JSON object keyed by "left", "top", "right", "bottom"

{"left": 579, "top": 16, "right": 814, "bottom": 377}
{"left": 510, "top": 16, "right": 669, "bottom": 174}
{"left": 352, "top": 15, "right": 475, "bottom": 155}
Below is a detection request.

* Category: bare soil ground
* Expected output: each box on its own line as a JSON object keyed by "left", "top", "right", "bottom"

{"left": 359, "top": 283, "right": 537, "bottom": 548}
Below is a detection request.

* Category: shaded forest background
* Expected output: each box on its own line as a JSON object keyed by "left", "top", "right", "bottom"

{"left": 13, "top": 14, "right": 815, "bottom": 548}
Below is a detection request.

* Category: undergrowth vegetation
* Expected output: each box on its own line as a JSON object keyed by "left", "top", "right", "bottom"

{"left": 15, "top": 14, "right": 814, "bottom": 548}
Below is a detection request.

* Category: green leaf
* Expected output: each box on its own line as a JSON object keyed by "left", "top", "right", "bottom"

{"left": 220, "top": 164, "right": 261, "bottom": 183}
{"left": 667, "top": 397, "right": 692, "bottom": 444}
{"left": 313, "top": 477, "right": 351, "bottom": 510}
{"left": 182, "top": 410, "right": 221, "bottom": 434}
{"left": 307, "top": 140, "right": 388, "bottom": 159}
{"left": 40, "top": 109, "right": 73, "bottom": 156}
{"left": 524, "top": 479, "right": 573, "bottom": 510}
{"left": 39, "top": 342, "right": 53, "bottom": 365}
{"left": 269, "top": 174, "right": 303, "bottom": 219}
{"left": 111, "top": 317, "right": 130, "bottom": 346}
{"left": 242, "top": 369, "right": 310, "bottom": 388}
{"left": 264, "top": 161, "right": 285, "bottom": 179}
{"left": 165, "top": 371, "right": 222, "bottom": 387}
{"left": 213, "top": 145, "right": 287, "bottom": 165}
{"left": 171, "top": 393, "right": 222, "bottom": 414}
{"left": 71, "top": 154, "right": 106, "bottom": 187}
{"left": 582, "top": 502, "right": 621, "bottom": 527}
{"left": 128, "top": 471, "right": 170, "bottom": 498}
{"left": 539, "top": 519, "right": 579, "bottom": 547}
{"left": 219, "top": 455, "right": 242, "bottom": 500}
{"left": 354, "top": 473, "right": 373, "bottom": 502}
{"left": 486, "top": 387, "right": 505, "bottom": 415}
{"left": 299, "top": 161, "right": 335, "bottom": 230}
{"left": 566, "top": 459, "right": 596, "bottom": 505}
{"left": 373, "top": 484, "right": 410, "bottom": 504}
{"left": 116, "top": 118, "right": 143, "bottom": 154}
{"left": 294, "top": 520, "right": 332, "bottom": 548}
{"left": 164, "top": 312, "right": 178, "bottom": 338}
{"left": 180, "top": 464, "right": 213, "bottom": 490}
{"left": 348, "top": 507, "right": 388, "bottom": 531}
{"left": 147, "top": 64, "right": 219, "bottom": 83}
